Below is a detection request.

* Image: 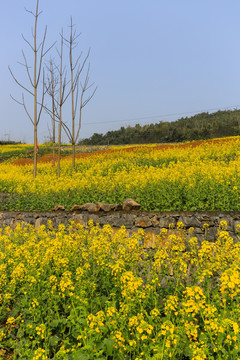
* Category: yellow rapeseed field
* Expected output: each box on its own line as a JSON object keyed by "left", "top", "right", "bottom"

{"left": 0, "top": 137, "right": 240, "bottom": 211}
{"left": 0, "top": 221, "right": 240, "bottom": 359}
{"left": 1, "top": 138, "right": 240, "bottom": 359}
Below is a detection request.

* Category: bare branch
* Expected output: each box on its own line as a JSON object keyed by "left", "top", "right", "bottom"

{"left": 22, "top": 94, "right": 34, "bottom": 125}
{"left": 36, "top": 26, "right": 47, "bottom": 85}
{"left": 10, "top": 93, "right": 34, "bottom": 125}
{"left": 21, "top": 50, "right": 34, "bottom": 87}
{"left": 82, "top": 85, "right": 97, "bottom": 108}
{"left": 17, "top": 61, "right": 29, "bottom": 68}
{"left": 22, "top": 33, "right": 34, "bottom": 51}
{"left": 72, "top": 52, "right": 83, "bottom": 71}
{"left": 24, "top": 8, "right": 35, "bottom": 16}
{"left": 62, "top": 17, "right": 81, "bottom": 50}
{"left": 75, "top": 48, "right": 90, "bottom": 79}
{"left": 37, "top": 28, "right": 56, "bottom": 87}
{"left": 61, "top": 121, "right": 72, "bottom": 141}
{"left": 10, "top": 0, "right": 52, "bottom": 178}
{"left": 36, "top": 41, "right": 43, "bottom": 53}
{"left": 41, "top": 100, "right": 72, "bottom": 141}
{"left": 25, "top": 7, "right": 43, "bottom": 17}
{"left": 61, "top": 75, "right": 72, "bottom": 105}
{"left": 37, "top": 27, "right": 57, "bottom": 84}
{"left": 8, "top": 65, "right": 34, "bottom": 96}
{"left": 39, "top": 68, "right": 51, "bottom": 124}
{"left": 74, "top": 81, "right": 79, "bottom": 117}
{"left": 42, "top": 40, "right": 56, "bottom": 58}
{"left": 10, "top": 94, "right": 23, "bottom": 106}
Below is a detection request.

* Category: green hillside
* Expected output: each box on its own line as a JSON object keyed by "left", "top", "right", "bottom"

{"left": 80, "top": 109, "right": 240, "bottom": 145}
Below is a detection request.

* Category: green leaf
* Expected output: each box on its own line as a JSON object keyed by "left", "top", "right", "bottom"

{"left": 17, "top": 327, "right": 25, "bottom": 338}
{"left": 104, "top": 338, "right": 115, "bottom": 356}
{"left": 49, "top": 335, "right": 60, "bottom": 346}
{"left": 50, "top": 319, "right": 66, "bottom": 328}
{"left": 72, "top": 350, "right": 90, "bottom": 360}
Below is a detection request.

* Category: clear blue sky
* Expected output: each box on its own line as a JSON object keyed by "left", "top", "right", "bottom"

{"left": 1, "top": 0, "right": 240, "bottom": 143}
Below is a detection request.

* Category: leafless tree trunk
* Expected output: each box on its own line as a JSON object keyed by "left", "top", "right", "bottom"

{"left": 46, "top": 58, "right": 58, "bottom": 167}
{"left": 44, "top": 30, "right": 71, "bottom": 176}
{"left": 64, "top": 18, "right": 97, "bottom": 170}
{"left": 44, "top": 19, "right": 96, "bottom": 173}
{"left": 57, "top": 31, "right": 64, "bottom": 177}
{"left": 9, "top": 0, "right": 55, "bottom": 178}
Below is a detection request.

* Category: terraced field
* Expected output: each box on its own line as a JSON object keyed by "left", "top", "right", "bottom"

{"left": 1, "top": 138, "right": 240, "bottom": 359}
{"left": 0, "top": 137, "right": 240, "bottom": 211}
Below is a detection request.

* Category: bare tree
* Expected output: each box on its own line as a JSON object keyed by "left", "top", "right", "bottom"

{"left": 55, "top": 30, "right": 70, "bottom": 176}
{"left": 9, "top": 0, "right": 55, "bottom": 178}
{"left": 63, "top": 18, "right": 97, "bottom": 170}
{"left": 44, "top": 20, "right": 97, "bottom": 173}
{"left": 44, "top": 30, "right": 71, "bottom": 176}
{"left": 45, "top": 58, "right": 58, "bottom": 167}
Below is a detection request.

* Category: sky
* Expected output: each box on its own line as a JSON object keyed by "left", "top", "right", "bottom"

{"left": 1, "top": 0, "right": 240, "bottom": 143}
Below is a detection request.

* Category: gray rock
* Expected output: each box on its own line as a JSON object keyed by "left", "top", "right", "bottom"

{"left": 87, "top": 214, "right": 100, "bottom": 224}
{"left": 206, "top": 227, "right": 218, "bottom": 241}
{"left": 195, "top": 213, "right": 211, "bottom": 222}
{"left": 113, "top": 214, "right": 136, "bottom": 228}
{"left": 178, "top": 215, "right": 201, "bottom": 228}
{"left": 158, "top": 217, "right": 176, "bottom": 228}
{"left": 98, "top": 214, "right": 116, "bottom": 226}
{"left": 193, "top": 227, "right": 204, "bottom": 234}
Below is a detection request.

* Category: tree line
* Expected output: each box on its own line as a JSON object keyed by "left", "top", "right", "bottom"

{"left": 0, "top": 140, "right": 23, "bottom": 145}
{"left": 79, "top": 110, "right": 240, "bottom": 145}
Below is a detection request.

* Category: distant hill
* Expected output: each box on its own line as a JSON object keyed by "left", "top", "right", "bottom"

{"left": 79, "top": 109, "right": 240, "bottom": 145}
{"left": 0, "top": 140, "right": 23, "bottom": 145}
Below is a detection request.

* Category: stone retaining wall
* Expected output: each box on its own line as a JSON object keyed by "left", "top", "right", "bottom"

{"left": 1, "top": 210, "right": 240, "bottom": 243}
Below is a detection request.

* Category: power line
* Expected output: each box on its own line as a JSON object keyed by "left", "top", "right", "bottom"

{"left": 82, "top": 104, "right": 240, "bottom": 127}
